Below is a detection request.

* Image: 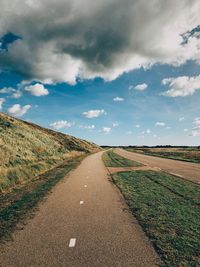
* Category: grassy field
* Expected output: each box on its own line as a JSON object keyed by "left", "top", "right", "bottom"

{"left": 112, "top": 170, "right": 200, "bottom": 267}
{"left": 0, "top": 112, "right": 100, "bottom": 191}
{"left": 126, "top": 147, "right": 200, "bottom": 163}
{"left": 0, "top": 155, "right": 84, "bottom": 242}
{"left": 102, "top": 150, "right": 142, "bottom": 167}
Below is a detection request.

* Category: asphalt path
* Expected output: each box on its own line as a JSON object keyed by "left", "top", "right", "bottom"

{"left": 115, "top": 148, "right": 200, "bottom": 184}
{"left": 0, "top": 151, "right": 159, "bottom": 267}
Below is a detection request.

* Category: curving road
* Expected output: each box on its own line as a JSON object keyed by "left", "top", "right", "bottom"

{"left": 115, "top": 148, "right": 200, "bottom": 184}
{"left": 0, "top": 151, "right": 159, "bottom": 267}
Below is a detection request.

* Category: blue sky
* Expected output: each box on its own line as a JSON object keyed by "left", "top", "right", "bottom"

{"left": 0, "top": 0, "right": 200, "bottom": 146}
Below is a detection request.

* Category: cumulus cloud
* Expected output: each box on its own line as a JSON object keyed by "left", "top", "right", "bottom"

{"left": 113, "top": 122, "right": 119, "bottom": 127}
{"left": 11, "top": 90, "right": 22, "bottom": 98}
{"left": 155, "top": 122, "right": 166, "bottom": 127}
{"left": 142, "top": 129, "right": 151, "bottom": 134}
{"left": 191, "top": 117, "right": 200, "bottom": 136}
{"left": 100, "top": 127, "right": 111, "bottom": 134}
{"left": 191, "top": 128, "right": 200, "bottom": 136}
{"left": 113, "top": 97, "right": 124, "bottom": 102}
{"left": 0, "top": 86, "right": 23, "bottom": 98}
{"left": 50, "top": 120, "right": 72, "bottom": 130}
{"left": 79, "top": 124, "right": 95, "bottom": 130}
{"left": 8, "top": 104, "right": 31, "bottom": 117}
{"left": 134, "top": 83, "right": 148, "bottom": 91}
{"left": 135, "top": 124, "right": 140, "bottom": 128}
{"left": 83, "top": 109, "right": 106, "bottom": 118}
{"left": 179, "top": 117, "right": 185, "bottom": 122}
{"left": 0, "top": 1, "right": 200, "bottom": 84}
{"left": 24, "top": 83, "right": 49, "bottom": 96}
{"left": 162, "top": 75, "right": 200, "bottom": 97}
{"left": 0, "top": 98, "right": 5, "bottom": 109}
{"left": 193, "top": 117, "right": 200, "bottom": 126}
{"left": 0, "top": 87, "right": 15, "bottom": 94}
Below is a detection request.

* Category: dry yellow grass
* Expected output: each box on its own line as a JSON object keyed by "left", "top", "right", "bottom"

{"left": 0, "top": 112, "right": 100, "bottom": 191}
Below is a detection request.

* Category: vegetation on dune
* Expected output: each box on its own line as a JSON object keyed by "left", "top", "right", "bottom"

{"left": 126, "top": 147, "right": 200, "bottom": 163}
{"left": 102, "top": 150, "right": 142, "bottom": 167}
{"left": 0, "top": 112, "right": 100, "bottom": 191}
{"left": 112, "top": 170, "right": 200, "bottom": 267}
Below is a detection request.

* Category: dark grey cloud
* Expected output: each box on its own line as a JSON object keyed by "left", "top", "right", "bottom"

{"left": 0, "top": 0, "right": 200, "bottom": 84}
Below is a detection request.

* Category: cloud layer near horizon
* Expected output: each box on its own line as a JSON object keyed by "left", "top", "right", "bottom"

{"left": 0, "top": 0, "right": 200, "bottom": 85}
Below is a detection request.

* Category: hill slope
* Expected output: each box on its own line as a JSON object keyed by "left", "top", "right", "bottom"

{"left": 0, "top": 112, "right": 100, "bottom": 191}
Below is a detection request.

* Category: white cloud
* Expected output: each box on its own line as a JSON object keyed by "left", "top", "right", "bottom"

{"left": 11, "top": 90, "right": 22, "bottom": 99}
{"left": 24, "top": 83, "right": 49, "bottom": 96}
{"left": 100, "top": 127, "right": 111, "bottom": 134}
{"left": 0, "top": 87, "right": 15, "bottom": 94}
{"left": 50, "top": 120, "right": 72, "bottom": 130}
{"left": 0, "top": 87, "right": 22, "bottom": 99}
{"left": 126, "top": 130, "right": 132, "bottom": 135}
{"left": 193, "top": 117, "right": 200, "bottom": 126}
{"left": 113, "top": 122, "right": 119, "bottom": 127}
{"left": 142, "top": 129, "right": 151, "bottom": 134}
{"left": 8, "top": 104, "right": 31, "bottom": 117}
{"left": 135, "top": 124, "right": 140, "bottom": 128}
{"left": 162, "top": 75, "right": 200, "bottom": 97}
{"left": 0, "top": 1, "right": 200, "bottom": 84}
{"left": 184, "top": 128, "right": 189, "bottom": 132}
{"left": 83, "top": 109, "right": 106, "bottom": 118}
{"left": 191, "top": 127, "right": 200, "bottom": 136}
{"left": 0, "top": 98, "right": 5, "bottom": 109}
{"left": 155, "top": 122, "right": 166, "bottom": 127}
{"left": 179, "top": 117, "right": 185, "bottom": 122}
{"left": 166, "top": 126, "right": 172, "bottom": 129}
{"left": 191, "top": 117, "right": 200, "bottom": 136}
{"left": 79, "top": 124, "right": 95, "bottom": 130}
{"left": 113, "top": 97, "right": 124, "bottom": 102}
{"left": 134, "top": 83, "right": 148, "bottom": 91}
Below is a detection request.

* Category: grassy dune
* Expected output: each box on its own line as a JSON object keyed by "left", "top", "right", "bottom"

{"left": 0, "top": 112, "right": 100, "bottom": 191}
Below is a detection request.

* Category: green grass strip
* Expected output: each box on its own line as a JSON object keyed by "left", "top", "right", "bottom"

{"left": 102, "top": 150, "right": 142, "bottom": 167}
{"left": 112, "top": 170, "right": 200, "bottom": 267}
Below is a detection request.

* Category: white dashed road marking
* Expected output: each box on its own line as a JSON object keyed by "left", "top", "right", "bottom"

{"left": 80, "top": 201, "right": 84, "bottom": 205}
{"left": 69, "top": 238, "right": 76, "bottom": 248}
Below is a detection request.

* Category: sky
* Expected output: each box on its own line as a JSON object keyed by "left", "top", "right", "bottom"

{"left": 0, "top": 0, "right": 200, "bottom": 146}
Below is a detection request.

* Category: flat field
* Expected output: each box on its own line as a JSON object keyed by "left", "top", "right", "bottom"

{"left": 126, "top": 147, "right": 200, "bottom": 163}
{"left": 112, "top": 170, "right": 200, "bottom": 267}
{"left": 102, "top": 150, "right": 142, "bottom": 167}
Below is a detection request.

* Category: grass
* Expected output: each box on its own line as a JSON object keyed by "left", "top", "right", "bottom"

{"left": 0, "top": 155, "right": 85, "bottom": 242}
{"left": 112, "top": 170, "right": 200, "bottom": 267}
{"left": 102, "top": 150, "right": 142, "bottom": 167}
{"left": 0, "top": 112, "right": 100, "bottom": 191}
{"left": 126, "top": 147, "right": 200, "bottom": 163}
